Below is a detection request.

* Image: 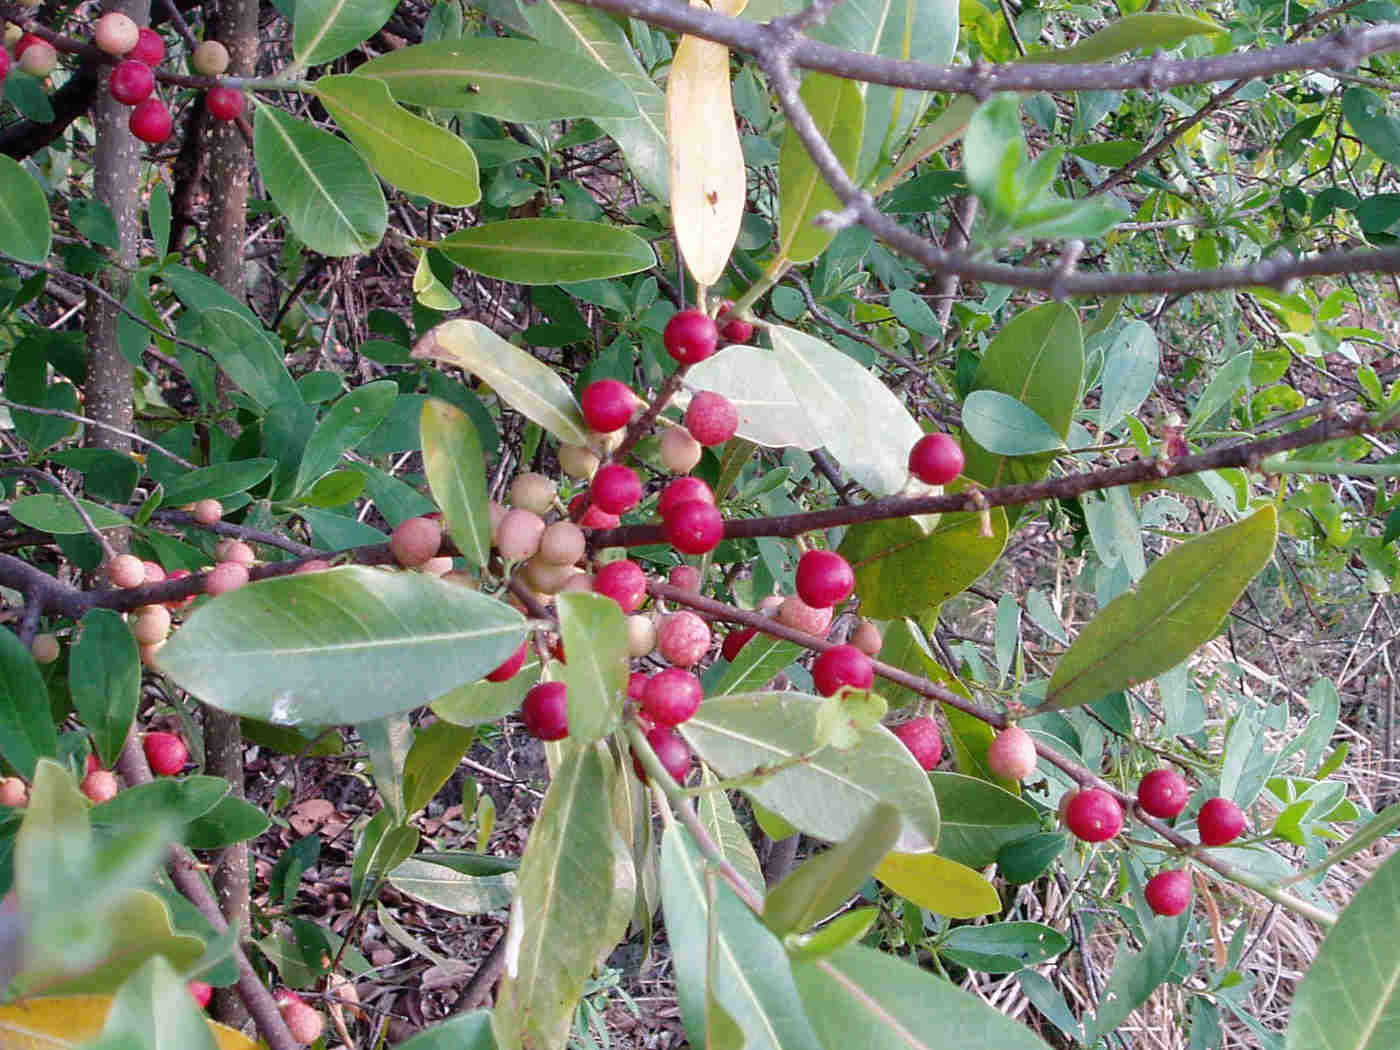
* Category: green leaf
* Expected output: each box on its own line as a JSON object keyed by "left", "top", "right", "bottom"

{"left": 494, "top": 744, "right": 620, "bottom": 1050}
{"left": 786, "top": 907, "right": 880, "bottom": 962}
{"left": 314, "top": 75, "right": 481, "bottom": 207}
{"left": 765, "top": 803, "right": 901, "bottom": 936}
{"left": 396, "top": 1011, "right": 497, "bottom": 1050}
{"left": 962, "top": 391, "right": 1066, "bottom": 455}
{"left": 963, "top": 95, "right": 1023, "bottom": 210}
{"left": 1046, "top": 12, "right": 1222, "bottom": 63}
{"left": 162, "top": 459, "right": 277, "bottom": 507}
{"left": 680, "top": 691, "right": 940, "bottom": 850}
{"left": 184, "top": 795, "right": 272, "bottom": 850}
{"left": 1285, "top": 802, "right": 1400, "bottom": 885}
{"left": 940, "top": 921, "right": 1070, "bottom": 973}
{"left": 1088, "top": 901, "right": 1188, "bottom": 1043}
{"left": 1185, "top": 351, "right": 1251, "bottom": 434}
{"left": 1045, "top": 506, "right": 1278, "bottom": 710}
{"left": 70, "top": 610, "right": 140, "bottom": 769}
{"left": 711, "top": 635, "right": 804, "bottom": 696}
{"left": 253, "top": 104, "right": 387, "bottom": 257}
{"left": 358, "top": 39, "right": 635, "bottom": 121}
{"left": 0, "top": 629, "right": 58, "bottom": 779}
{"left": 874, "top": 851, "right": 1001, "bottom": 918}
{"left": 8, "top": 494, "right": 130, "bottom": 534}
{"left": 156, "top": 566, "right": 527, "bottom": 725}
{"left": 294, "top": 380, "right": 398, "bottom": 494}
{"left": 1343, "top": 87, "right": 1400, "bottom": 170}
{"left": 695, "top": 769, "right": 766, "bottom": 895}
{"left": 556, "top": 592, "right": 628, "bottom": 746}
{"left": 389, "top": 856, "right": 515, "bottom": 914}
{"left": 432, "top": 654, "right": 543, "bottom": 727}
{"left": 0, "top": 155, "right": 52, "bottom": 263}
{"left": 361, "top": 714, "right": 414, "bottom": 820}
{"left": 292, "top": 0, "right": 397, "bottom": 66}
{"left": 433, "top": 219, "right": 655, "bottom": 285}
{"left": 412, "top": 319, "right": 591, "bottom": 446}
{"left": 793, "top": 944, "right": 1054, "bottom": 1050}
{"left": 191, "top": 306, "right": 301, "bottom": 411}
{"left": 403, "top": 721, "right": 477, "bottom": 815}
{"left": 419, "top": 398, "right": 492, "bottom": 568}
{"left": 90, "top": 776, "right": 230, "bottom": 832}
{"left": 351, "top": 809, "right": 420, "bottom": 909}
{"left": 90, "top": 955, "right": 219, "bottom": 1050}
{"left": 997, "top": 831, "right": 1068, "bottom": 884}
{"left": 1098, "top": 321, "right": 1159, "bottom": 429}
{"left": 660, "top": 824, "right": 825, "bottom": 1050}
{"left": 928, "top": 772, "right": 1040, "bottom": 868}
{"left": 778, "top": 73, "right": 864, "bottom": 263}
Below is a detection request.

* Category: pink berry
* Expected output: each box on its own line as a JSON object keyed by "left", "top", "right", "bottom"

{"left": 129, "top": 98, "right": 172, "bottom": 144}
{"left": 81, "top": 768, "right": 119, "bottom": 803}
{"left": 657, "top": 611, "right": 711, "bottom": 667}
{"left": 908, "top": 433, "right": 965, "bottom": 485}
{"left": 495, "top": 507, "right": 545, "bottom": 561}
{"left": 109, "top": 59, "right": 154, "bottom": 105}
{"left": 128, "top": 26, "right": 165, "bottom": 66}
{"left": 659, "top": 476, "right": 714, "bottom": 518}
{"left": 642, "top": 668, "right": 703, "bottom": 726}
{"left": 0, "top": 49, "right": 10, "bottom": 84}
{"left": 1137, "top": 769, "right": 1191, "bottom": 819}
{"left": 1197, "top": 797, "right": 1246, "bottom": 846}
{"left": 192, "top": 498, "right": 223, "bottom": 525}
{"left": 663, "top": 500, "right": 724, "bottom": 555}
{"left": 567, "top": 493, "right": 621, "bottom": 530}
{"left": 0, "top": 777, "right": 27, "bottom": 808}
{"left": 390, "top": 515, "right": 443, "bottom": 568}
{"left": 188, "top": 980, "right": 213, "bottom": 1009}
{"left": 590, "top": 464, "right": 642, "bottom": 515}
{"left": 669, "top": 564, "right": 702, "bottom": 592}
{"left": 593, "top": 559, "right": 648, "bottom": 614}
{"left": 716, "top": 301, "right": 754, "bottom": 344}
{"left": 636, "top": 726, "right": 692, "bottom": 783}
{"left": 277, "top": 991, "right": 324, "bottom": 1046}
{"left": 205, "top": 561, "right": 250, "bottom": 596}
{"left": 663, "top": 309, "right": 719, "bottom": 365}
{"left": 794, "top": 549, "right": 854, "bottom": 609}
{"left": 986, "top": 726, "right": 1037, "bottom": 781}
{"left": 1064, "top": 788, "right": 1124, "bottom": 842}
{"left": 143, "top": 731, "right": 188, "bottom": 776}
{"left": 1144, "top": 869, "right": 1191, "bottom": 916}
{"left": 205, "top": 86, "right": 244, "bottom": 121}
{"left": 684, "top": 391, "right": 739, "bottom": 446}
{"left": 811, "top": 644, "right": 874, "bottom": 697}
{"left": 660, "top": 427, "right": 703, "bottom": 474}
{"left": 721, "top": 627, "right": 755, "bottom": 662}
{"left": 485, "top": 640, "right": 528, "bottom": 683}
{"left": 108, "top": 553, "right": 146, "bottom": 588}
{"left": 12, "top": 34, "right": 44, "bottom": 61}
{"left": 17, "top": 39, "right": 56, "bottom": 77}
{"left": 580, "top": 378, "right": 638, "bottom": 433}
{"left": 777, "top": 595, "right": 833, "bottom": 637}
{"left": 850, "top": 620, "right": 882, "bottom": 656}
{"left": 627, "top": 672, "right": 651, "bottom": 701}
{"left": 521, "top": 682, "right": 569, "bottom": 740}
{"left": 95, "top": 13, "right": 140, "bottom": 56}
{"left": 892, "top": 717, "right": 942, "bottom": 770}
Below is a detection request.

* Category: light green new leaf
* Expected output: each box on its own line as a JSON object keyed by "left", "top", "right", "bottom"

{"left": 314, "top": 75, "right": 480, "bottom": 207}
{"left": 412, "top": 319, "right": 591, "bottom": 447}
{"left": 778, "top": 73, "right": 864, "bottom": 264}
{"left": 874, "top": 851, "right": 1001, "bottom": 918}
{"left": 1185, "top": 351, "right": 1251, "bottom": 434}
{"left": 292, "top": 0, "right": 397, "bottom": 66}
{"left": 1045, "top": 506, "right": 1277, "bottom": 711}
{"left": 433, "top": 219, "right": 655, "bottom": 285}
{"left": 0, "top": 155, "right": 51, "bottom": 263}
{"left": 390, "top": 856, "right": 515, "bottom": 915}
{"left": 70, "top": 609, "right": 140, "bottom": 769}
{"left": 421, "top": 398, "right": 492, "bottom": 567}
{"left": 962, "top": 390, "right": 1066, "bottom": 455}
{"left": 156, "top": 567, "right": 526, "bottom": 725}
{"left": 358, "top": 39, "right": 634, "bottom": 121}
{"left": 556, "top": 592, "right": 628, "bottom": 746}
{"left": 294, "top": 380, "right": 398, "bottom": 494}
{"left": 253, "top": 105, "right": 387, "bottom": 257}
{"left": 929, "top": 773, "right": 1040, "bottom": 869}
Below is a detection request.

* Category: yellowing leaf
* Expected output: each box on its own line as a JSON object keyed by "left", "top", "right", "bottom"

{"left": 875, "top": 851, "right": 1001, "bottom": 918}
{"left": 0, "top": 996, "right": 257, "bottom": 1050}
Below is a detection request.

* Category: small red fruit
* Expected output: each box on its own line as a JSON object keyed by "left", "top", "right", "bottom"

{"left": 82, "top": 768, "right": 119, "bottom": 803}
{"left": 129, "top": 98, "right": 172, "bottom": 144}
{"left": 1137, "top": 769, "right": 1191, "bottom": 819}
{"left": 188, "top": 980, "right": 213, "bottom": 1009}
{"left": 777, "top": 595, "right": 833, "bottom": 637}
{"left": 908, "top": 433, "right": 965, "bottom": 485}
{"left": 1197, "top": 797, "right": 1246, "bottom": 846}
{"left": 721, "top": 627, "right": 755, "bottom": 662}
{"left": 663, "top": 309, "right": 719, "bottom": 365}
{"left": 567, "top": 493, "right": 620, "bottom": 530}
{"left": 663, "top": 500, "right": 724, "bottom": 555}
{"left": 642, "top": 668, "right": 703, "bottom": 726}
{"left": 716, "top": 301, "right": 754, "bottom": 344}
{"left": 812, "top": 644, "right": 874, "bottom": 696}
{"left": 590, "top": 463, "right": 642, "bottom": 515}
{"left": 0, "top": 777, "right": 27, "bottom": 808}
{"left": 521, "top": 682, "right": 569, "bottom": 740}
{"left": 580, "top": 378, "right": 638, "bottom": 433}
{"left": 593, "top": 559, "right": 647, "bottom": 614}
{"left": 658, "top": 476, "right": 714, "bottom": 518}
{"left": 669, "top": 564, "right": 702, "bottom": 592}
{"left": 627, "top": 671, "right": 651, "bottom": 702}
{"left": 684, "top": 391, "right": 739, "bottom": 446}
{"left": 109, "top": 59, "right": 155, "bottom": 105}
{"left": 656, "top": 610, "right": 710, "bottom": 668}
{"left": 636, "top": 726, "right": 692, "bottom": 784}
{"left": 986, "top": 726, "right": 1037, "bottom": 781}
{"left": 0, "top": 49, "right": 10, "bottom": 85}
{"left": 892, "top": 717, "right": 942, "bottom": 770}
{"left": 794, "top": 549, "right": 854, "bottom": 609}
{"left": 277, "top": 990, "right": 324, "bottom": 1046}
{"left": 12, "top": 34, "right": 44, "bottom": 61}
{"left": 128, "top": 26, "right": 165, "bottom": 66}
{"left": 144, "top": 731, "right": 188, "bottom": 776}
{"left": 485, "top": 639, "right": 528, "bottom": 683}
{"left": 1064, "top": 788, "right": 1124, "bottom": 842}
{"left": 1144, "top": 869, "right": 1191, "bottom": 916}
{"left": 205, "top": 86, "right": 244, "bottom": 121}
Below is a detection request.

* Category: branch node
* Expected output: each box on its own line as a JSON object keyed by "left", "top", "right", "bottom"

{"left": 1049, "top": 240, "right": 1085, "bottom": 300}
{"left": 969, "top": 57, "right": 994, "bottom": 101}
{"left": 1140, "top": 49, "right": 1168, "bottom": 90}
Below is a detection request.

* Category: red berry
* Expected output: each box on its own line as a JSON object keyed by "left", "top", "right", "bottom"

{"left": 0, "top": 48, "right": 11, "bottom": 84}
{"left": 188, "top": 980, "right": 213, "bottom": 1009}
{"left": 721, "top": 627, "right": 756, "bottom": 662}
{"left": 656, "top": 610, "right": 710, "bottom": 668}
{"left": 627, "top": 671, "right": 651, "bottom": 702}
{"left": 1144, "top": 869, "right": 1191, "bottom": 916}
{"left": 684, "top": 391, "right": 739, "bottom": 446}
{"left": 794, "top": 549, "right": 854, "bottom": 609}
{"left": 663, "top": 309, "right": 719, "bottom": 365}
{"left": 636, "top": 726, "right": 692, "bottom": 783}
{"left": 566, "top": 493, "right": 620, "bottom": 530}
{"left": 109, "top": 59, "right": 154, "bottom": 105}
{"left": 668, "top": 564, "right": 702, "bottom": 592}
{"left": 1064, "top": 788, "right": 1124, "bottom": 842}
{"left": 658, "top": 476, "right": 714, "bottom": 518}
{"left": 205, "top": 86, "right": 244, "bottom": 121}
{"left": 593, "top": 559, "right": 647, "bottom": 614}
{"left": 716, "top": 301, "right": 754, "bottom": 344}
{"left": 1137, "top": 769, "right": 1191, "bottom": 819}
{"left": 521, "top": 682, "right": 569, "bottom": 740}
{"left": 892, "top": 717, "right": 942, "bottom": 770}
{"left": 663, "top": 500, "right": 724, "bottom": 555}
{"left": 590, "top": 463, "right": 642, "bottom": 515}
{"left": 986, "top": 726, "right": 1037, "bottom": 781}
{"left": 908, "top": 433, "right": 965, "bottom": 485}
{"left": 82, "top": 768, "right": 119, "bottom": 803}
{"left": 1197, "top": 797, "right": 1245, "bottom": 846}
{"left": 128, "top": 26, "right": 165, "bottom": 66}
{"left": 811, "top": 644, "right": 874, "bottom": 697}
{"left": 129, "top": 98, "right": 172, "bottom": 144}
{"left": 580, "top": 378, "right": 637, "bottom": 433}
{"left": 642, "top": 668, "right": 703, "bottom": 726}
{"left": 486, "top": 639, "right": 528, "bottom": 683}
{"left": 143, "top": 731, "right": 188, "bottom": 776}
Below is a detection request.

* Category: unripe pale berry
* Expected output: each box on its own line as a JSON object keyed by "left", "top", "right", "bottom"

{"left": 560, "top": 571, "right": 593, "bottom": 593}
{"left": 777, "top": 595, "right": 833, "bottom": 638}
{"left": 684, "top": 391, "right": 739, "bottom": 446}
{"left": 277, "top": 991, "right": 324, "bottom": 1047}
{"left": 627, "top": 614, "right": 657, "bottom": 657}
{"left": 908, "top": 433, "right": 965, "bottom": 485}
{"left": 191, "top": 39, "right": 229, "bottom": 75}
{"left": 205, "top": 85, "right": 244, "bottom": 121}
{"left": 139, "top": 641, "right": 165, "bottom": 667}
{"left": 660, "top": 427, "right": 703, "bottom": 474}
{"left": 192, "top": 498, "right": 223, "bottom": 525}
{"left": 892, "top": 717, "right": 943, "bottom": 770}
{"left": 663, "top": 309, "right": 719, "bottom": 364}
{"left": 129, "top": 97, "right": 172, "bottom": 144}
{"left": 642, "top": 668, "right": 703, "bottom": 726}
{"left": 1137, "top": 769, "right": 1191, "bottom": 819}
{"left": 108, "top": 554, "right": 146, "bottom": 588}
{"left": 593, "top": 559, "right": 647, "bottom": 614}
{"left": 663, "top": 500, "right": 723, "bottom": 555}
{"left": 390, "top": 515, "right": 443, "bottom": 568}
{"left": 131, "top": 604, "right": 172, "bottom": 645}
{"left": 485, "top": 639, "right": 528, "bottom": 683}
{"left": 590, "top": 463, "right": 642, "bottom": 515}
{"left": 812, "top": 644, "right": 874, "bottom": 697}
{"left": 188, "top": 980, "right": 213, "bottom": 1009}
{"left": 81, "top": 768, "right": 119, "bottom": 803}
{"left": 522, "top": 556, "right": 576, "bottom": 594}
{"left": 144, "top": 731, "right": 188, "bottom": 776}
{"left": 17, "top": 39, "right": 56, "bottom": 77}
{"left": 1064, "top": 788, "right": 1124, "bottom": 842}
{"left": 659, "top": 476, "right": 714, "bottom": 518}
{"left": 850, "top": 620, "right": 882, "bottom": 656}
{"left": 294, "top": 560, "right": 331, "bottom": 574}
{"left": 668, "top": 564, "right": 702, "bottom": 593}
{"left": 521, "top": 681, "right": 569, "bottom": 740}
{"left": 567, "top": 494, "right": 620, "bottom": 530}
{"left": 558, "top": 443, "right": 600, "bottom": 480}
{"left": 95, "top": 12, "right": 140, "bottom": 56}
{"left": 757, "top": 594, "right": 784, "bottom": 617}
{"left": 220, "top": 539, "right": 256, "bottom": 566}
{"left": 538, "top": 521, "right": 585, "bottom": 566}
{"left": 128, "top": 26, "right": 164, "bottom": 66}
{"left": 794, "top": 549, "right": 854, "bottom": 609}
{"left": 495, "top": 508, "right": 545, "bottom": 562}
{"left": 30, "top": 633, "right": 59, "bottom": 664}
{"left": 657, "top": 611, "right": 710, "bottom": 668}
{"left": 986, "top": 726, "right": 1037, "bottom": 781}
{"left": 509, "top": 471, "right": 557, "bottom": 515}
{"left": 12, "top": 33, "right": 43, "bottom": 60}
{"left": 143, "top": 560, "right": 166, "bottom": 584}
{"left": 1145, "top": 869, "right": 1191, "bottom": 916}
{"left": 205, "top": 560, "right": 250, "bottom": 596}
{"left": 1197, "top": 797, "right": 1246, "bottom": 846}
{"left": 420, "top": 556, "right": 453, "bottom": 577}
{"left": 109, "top": 58, "right": 154, "bottom": 104}
{"left": 0, "top": 777, "right": 27, "bottom": 807}
{"left": 636, "top": 726, "right": 692, "bottom": 784}
{"left": 580, "top": 378, "right": 639, "bottom": 433}
{"left": 721, "top": 627, "right": 755, "bottom": 662}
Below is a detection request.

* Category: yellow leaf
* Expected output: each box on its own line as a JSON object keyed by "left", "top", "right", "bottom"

{"left": 875, "top": 851, "right": 1001, "bottom": 919}
{"left": 0, "top": 996, "right": 258, "bottom": 1050}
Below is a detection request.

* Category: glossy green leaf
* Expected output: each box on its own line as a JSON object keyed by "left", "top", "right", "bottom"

{"left": 358, "top": 39, "right": 635, "bottom": 121}
{"left": 874, "top": 851, "right": 1000, "bottom": 918}
{"left": 929, "top": 773, "right": 1040, "bottom": 868}
{"left": 184, "top": 795, "right": 272, "bottom": 850}
{"left": 1045, "top": 506, "right": 1277, "bottom": 710}
{"left": 940, "top": 921, "right": 1069, "bottom": 973}
{"left": 660, "top": 824, "right": 825, "bottom": 1050}
{"left": 403, "top": 721, "right": 477, "bottom": 815}
{"left": 420, "top": 398, "right": 492, "bottom": 567}
{"left": 769, "top": 325, "right": 925, "bottom": 496}
{"left": 997, "top": 831, "right": 1067, "bottom": 884}
{"left": 432, "top": 654, "right": 543, "bottom": 727}
{"left": 351, "top": 809, "right": 420, "bottom": 909}
{"left": 793, "top": 944, "right": 1054, "bottom": 1050}
{"left": 315, "top": 74, "right": 480, "bottom": 207}
{"left": 253, "top": 104, "right": 387, "bottom": 257}
{"left": 390, "top": 856, "right": 515, "bottom": 914}
{"left": 396, "top": 1011, "right": 497, "bottom": 1050}
{"left": 0, "top": 155, "right": 52, "bottom": 263}
{"left": 556, "top": 592, "right": 628, "bottom": 746}
{"left": 1343, "top": 87, "right": 1400, "bottom": 170}
{"left": 711, "top": 634, "right": 804, "bottom": 696}
{"left": 294, "top": 380, "right": 397, "bottom": 494}
{"left": 680, "top": 691, "right": 940, "bottom": 850}
{"left": 786, "top": 907, "right": 880, "bottom": 962}
{"left": 687, "top": 345, "right": 826, "bottom": 451}
{"left": 494, "top": 744, "right": 619, "bottom": 1050}
{"left": 778, "top": 73, "right": 864, "bottom": 263}
{"left": 69, "top": 609, "right": 140, "bottom": 769}
{"left": 695, "top": 769, "right": 766, "bottom": 895}
{"left": 962, "top": 391, "right": 1066, "bottom": 455}
{"left": 161, "top": 460, "right": 277, "bottom": 507}
{"left": 156, "top": 566, "right": 527, "bottom": 725}
{"left": 292, "top": 0, "right": 397, "bottom": 66}
{"left": 412, "top": 319, "right": 591, "bottom": 446}
{"left": 89, "top": 777, "right": 230, "bottom": 832}
{"left": 1099, "top": 321, "right": 1159, "bottom": 429}
{"left": 8, "top": 494, "right": 130, "bottom": 534}
{"left": 1088, "top": 902, "right": 1188, "bottom": 1043}
{"left": 434, "top": 219, "right": 655, "bottom": 285}
{"left": 0, "top": 629, "right": 58, "bottom": 779}
{"left": 766, "top": 803, "right": 900, "bottom": 936}
{"left": 192, "top": 307, "right": 301, "bottom": 411}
